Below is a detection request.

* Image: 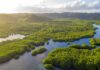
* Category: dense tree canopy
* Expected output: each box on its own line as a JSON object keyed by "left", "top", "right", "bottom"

{"left": 0, "top": 18, "right": 97, "bottom": 64}
{"left": 43, "top": 47, "right": 100, "bottom": 70}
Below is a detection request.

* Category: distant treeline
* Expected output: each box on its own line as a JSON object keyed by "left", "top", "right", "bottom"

{"left": 38, "top": 12, "right": 100, "bottom": 20}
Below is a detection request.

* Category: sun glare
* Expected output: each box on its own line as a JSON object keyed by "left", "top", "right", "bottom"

{"left": 0, "top": 0, "right": 18, "bottom": 13}
{"left": 0, "top": 0, "right": 43, "bottom": 13}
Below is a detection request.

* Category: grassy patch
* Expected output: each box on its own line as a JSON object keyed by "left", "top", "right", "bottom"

{"left": 32, "top": 46, "right": 47, "bottom": 56}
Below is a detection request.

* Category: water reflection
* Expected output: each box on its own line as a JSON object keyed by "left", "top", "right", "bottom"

{"left": 45, "top": 24, "right": 100, "bottom": 50}
{"left": 0, "top": 52, "right": 45, "bottom": 70}
{"left": 0, "top": 24, "right": 100, "bottom": 70}
{"left": 0, "top": 34, "right": 25, "bottom": 42}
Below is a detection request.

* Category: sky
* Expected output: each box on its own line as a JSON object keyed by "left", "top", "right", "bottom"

{"left": 0, "top": 0, "right": 100, "bottom": 13}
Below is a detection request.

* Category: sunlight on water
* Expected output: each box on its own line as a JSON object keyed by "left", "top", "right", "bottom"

{"left": 0, "top": 24, "right": 100, "bottom": 70}
{"left": 0, "top": 34, "right": 25, "bottom": 42}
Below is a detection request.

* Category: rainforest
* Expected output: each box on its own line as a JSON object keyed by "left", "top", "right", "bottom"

{"left": 0, "top": 14, "right": 100, "bottom": 70}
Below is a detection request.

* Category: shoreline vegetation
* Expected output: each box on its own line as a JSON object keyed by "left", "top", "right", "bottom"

{"left": 32, "top": 46, "right": 47, "bottom": 56}
{"left": 43, "top": 47, "right": 100, "bottom": 70}
{"left": 0, "top": 17, "right": 99, "bottom": 66}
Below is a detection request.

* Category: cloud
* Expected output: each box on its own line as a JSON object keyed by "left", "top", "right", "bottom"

{"left": 0, "top": 0, "right": 99, "bottom": 13}
{"left": 17, "top": 0, "right": 100, "bottom": 13}
{"left": 0, "top": 0, "right": 43, "bottom": 13}
{"left": 87, "top": 1, "right": 100, "bottom": 7}
{"left": 17, "top": 6, "right": 55, "bottom": 13}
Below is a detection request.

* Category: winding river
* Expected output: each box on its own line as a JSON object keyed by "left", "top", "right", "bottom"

{"left": 0, "top": 24, "right": 100, "bottom": 70}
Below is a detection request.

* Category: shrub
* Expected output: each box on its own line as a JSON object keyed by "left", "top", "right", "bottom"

{"left": 44, "top": 64, "right": 54, "bottom": 70}
{"left": 32, "top": 46, "right": 47, "bottom": 56}
{"left": 70, "top": 44, "right": 80, "bottom": 49}
{"left": 82, "top": 44, "right": 87, "bottom": 48}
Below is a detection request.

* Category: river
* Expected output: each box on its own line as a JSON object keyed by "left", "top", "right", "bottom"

{"left": 0, "top": 24, "right": 100, "bottom": 70}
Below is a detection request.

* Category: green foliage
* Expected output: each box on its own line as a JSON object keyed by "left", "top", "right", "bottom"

{"left": 32, "top": 46, "right": 47, "bottom": 56}
{"left": 90, "top": 38, "right": 100, "bottom": 46}
{"left": 26, "top": 19, "right": 95, "bottom": 45}
{"left": 0, "top": 15, "right": 95, "bottom": 41}
{"left": 44, "top": 64, "right": 54, "bottom": 70}
{"left": 70, "top": 44, "right": 80, "bottom": 49}
{"left": 0, "top": 14, "right": 50, "bottom": 37}
{"left": 0, "top": 39, "right": 35, "bottom": 63}
{"left": 0, "top": 18, "right": 96, "bottom": 63}
{"left": 82, "top": 44, "right": 87, "bottom": 48}
{"left": 43, "top": 48, "right": 100, "bottom": 70}
{"left": 69, "top": 44, "right": 95, "bottom": 49}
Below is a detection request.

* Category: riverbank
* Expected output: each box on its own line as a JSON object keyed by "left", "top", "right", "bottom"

{"left": 0, "top": 20, "right": 99, "bottom": 70}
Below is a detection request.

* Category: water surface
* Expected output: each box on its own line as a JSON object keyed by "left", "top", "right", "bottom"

{"left": 0, "top": 24, "right": 100, "bottom": 70}
{"left": 0, "top": 34, "right": 25, "bottom": 42}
